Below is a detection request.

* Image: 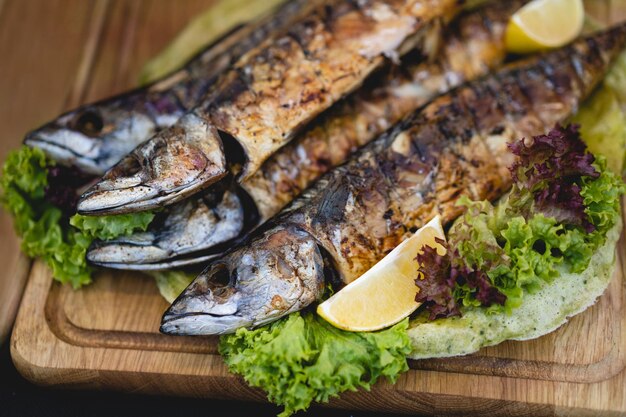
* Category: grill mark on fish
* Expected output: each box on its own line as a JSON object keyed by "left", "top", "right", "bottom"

{"left": 294, "top": 23, "right": 626, "bottom": 284}
{"left": 242, "top": 1, "right": 522, "bottom": 221}
{"left": 311, "top": 176, "right": 351, "bottom": 226}
{"left": 88, "top": 1, "right": 524, "bottom": 269}
{"left": 77, "top": 0, "right": 464, "bottom": 215}
{"left": 160, "top": 23, "right": 626, "bottom": 335}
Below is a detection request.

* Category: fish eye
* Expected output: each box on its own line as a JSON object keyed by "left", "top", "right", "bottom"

{"left": 74, "top": 110, "right": 104, "bottom": 136}
{"left": 212, "top": 265, "right": 231, "bottom": 287}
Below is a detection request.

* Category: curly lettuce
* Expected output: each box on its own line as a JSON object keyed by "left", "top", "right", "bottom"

{"left": 1, "top": 146, "right": 155, "bottom": 288}
{"left": 70, "top": 212, "right": 155, "bottom": 241}
{"left": 414, "top": 124, "right": 625, "bottom": 319}
{"left": 219, "top": 312, "right": 411, "bottom": 417}
{"left": 508, "top": 124, "right": 599, "bottom": 231}
{"left": 217, "top": 54, "right": 626, "bottom": 416}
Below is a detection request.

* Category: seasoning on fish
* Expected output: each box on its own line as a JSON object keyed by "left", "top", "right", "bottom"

{"left": 87, "top": 0, "right": 525, "bottom": 270}
{"left": 23, "top": 0, "right": 314, "bottom": 176}
{"left": 160, "top": 23, "right": 626, "bottom": 335}
{"left": 77, "top": 0, "right": 464, "bottom": 215}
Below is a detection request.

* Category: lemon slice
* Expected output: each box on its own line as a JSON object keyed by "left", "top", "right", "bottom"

{"left": 505, "top": 0, "right": 584, "bottom": 54}
{"left": 317, "top": 215, "right": 446, "bottom": 332}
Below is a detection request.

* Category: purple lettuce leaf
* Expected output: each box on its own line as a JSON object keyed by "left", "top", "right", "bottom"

{"left": 415, "top": 238, "right": 506, "bottom": 320}
{"left": 508, "top": 124, "right": 599, "bottom": 232}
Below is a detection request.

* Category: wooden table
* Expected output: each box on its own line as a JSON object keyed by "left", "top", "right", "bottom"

{"left": 0, "top": 0, "right": 221, "bottom": 345}
{"left": 3, "top": 1, "right": 626, "bottom": 416}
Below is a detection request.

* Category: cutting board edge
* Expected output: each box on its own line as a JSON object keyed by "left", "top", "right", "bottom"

{"left": 10, "top": 260, "right": 626, "bottom": 416}
{"left": 9, "top": 343, "right": 626, "bottom": 417}
{"left": 10, "top": 202, "right": 626, "bottom": 416}
{"left": 33, "top": 243, "right": 626, "bottom": 385}
{"left": 10, "top": 194, "right": 626, "bottom": 416}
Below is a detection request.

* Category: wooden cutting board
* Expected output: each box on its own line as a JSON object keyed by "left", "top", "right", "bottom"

{"left": 0, "top": 0, "right": 224, "bottom": 345}
{"left": 6, "top": 0, "right": 626, "bottom": 416}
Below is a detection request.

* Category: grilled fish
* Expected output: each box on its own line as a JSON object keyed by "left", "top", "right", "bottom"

{"left": 77, "top": 0, "right": 464, "bottom": 215}
{"left": 24, "top": 0, "right": 314, "bottom": 175}
{"left": 160, "top": 23, "right": 626, "bottom": 335}
{"left": 87, "top": 0, "right": 524, "bottom": 270}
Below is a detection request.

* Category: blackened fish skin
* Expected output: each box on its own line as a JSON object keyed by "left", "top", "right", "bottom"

{"left": 88, "top": 0, "right": 525, "bottom": 270}
{"left": 242, "top": 0, "right": 526, "bottom": 222}
{"left": 77, "top": 0, "right": 463, "bottom": 215}
{"left": 161, "top": 23, "right": 626, "bottom": 335}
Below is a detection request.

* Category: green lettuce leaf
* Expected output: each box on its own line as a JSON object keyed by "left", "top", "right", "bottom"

{"left": 1, "top": 145, "right": 155, "bottom": 288}
{"left": 605, "top": 49, "right": 626, "bottom": 110}
{"left": 572, "top": 87, "right": 626, "bottom": 174}
{"left": 571, "top": 49, "right": 626, "bottom": 174}
{"left": 70, "top": 212, "right": 154, "bottom": 240}
{"left": 218, "top": 48, "right": 626, "bottom": 417}
{"left": 443, "top": 156, "right": 623, "bottom": 317}
{"left": 219, "top": 313, "right": 411, "bottom": 417}
{"left": 149, "top": 270, "right": 196, "bottom": 303}
{"left": 581, "top": 157, "right": 626, "bottom": 247}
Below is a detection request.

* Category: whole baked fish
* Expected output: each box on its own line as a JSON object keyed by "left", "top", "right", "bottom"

{"left": 160, "top": 23, "right": 626, "bottom": 335}
{"left": 24, "top": 0, "right": 314, "bottom": 176}
{"left": 87, "top": 0, "right": 524, "bottom": 270}
{"left": 77, "top": 0, "right": 464, "bottom": 215}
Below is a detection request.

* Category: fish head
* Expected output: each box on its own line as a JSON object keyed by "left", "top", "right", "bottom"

{"left": 159, "top": 261, "right": 246, "bottom": 335}
{"left": 24, "top": 92, "right": 184, "bottom": 175}
{"left": 160, "top": 225, "right": 326, "bottom": 335}
{"left": 86, "top": 187, "right": 245, "bottom": 268}
{"left": 76, "top": 111, "right": 227, "bottom": 214}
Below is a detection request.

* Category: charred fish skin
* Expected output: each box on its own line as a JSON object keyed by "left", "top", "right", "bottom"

{"left": 161, "top": 23, "right": 626, "bottom": 336}
{"left": 76, "top": 112, "right": 228, "bottom": 215}
{"left": 87, "top": 1, "right": 526, "bottom": 269}
{"left": 23, "top": 0, "right": 313, "bottom": 176}
{"left": 294, "top": 24, "right": 626, "bottom": 284}
{"left": 242, "top": 0, "right": 526, "bottom": 222}
{"left": 77, "top": 0, "right": 464, "bottom": 216}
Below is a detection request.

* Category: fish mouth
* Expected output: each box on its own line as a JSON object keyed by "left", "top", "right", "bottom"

{"left": 88, "top": 253, "right": 221, "bottom": 270}
{"left": 85, "top": 187, "right": 248, "bottom": 269}
{"left": 24, "top": 129, "right": 105, "bottom": 175}
{"left": 159, "top": 225, "right": 327, "bottom": 336}
{"left": 160, "top": 292, "right": 249, "bottom": 336}
{"left": 86, "top": 238, "right": 228, "bottom": 270}
{"left": 160, "top": 261, "right": 249, "bottom": 335}
{"left": 160, "top": 311, "right": 248, "bottom": 335}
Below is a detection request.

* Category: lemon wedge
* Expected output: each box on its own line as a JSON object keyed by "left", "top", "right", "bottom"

{"left": 505, "top": 0, "right": 584, "bottom": 54}
{"left": 317, "top": 215, "right": 446, "bottom": 332}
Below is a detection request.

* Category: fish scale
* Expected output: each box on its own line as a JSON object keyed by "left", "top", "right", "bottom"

{"left": 160, "top": 23, "right": 626, "bottom": 336}
{"left": 88, "top": 0, "right": 528, "bottom": 270}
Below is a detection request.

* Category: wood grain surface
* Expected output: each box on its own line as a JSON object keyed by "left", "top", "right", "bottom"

{"left": 4, "top": 0, "right": 626, "bottom": 416}
{"left": 0, "top": 0, "right": 217, "bottom": 344}
{"left": 0, "top": 0, "right": 99, "bottom": 345}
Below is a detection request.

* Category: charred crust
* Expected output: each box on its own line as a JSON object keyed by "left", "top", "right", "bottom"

{"left": 312, "top": 175, "right": 351, "bottom": 226}
{"left": 209, "top": 70, "right": 250, "bottom": 109}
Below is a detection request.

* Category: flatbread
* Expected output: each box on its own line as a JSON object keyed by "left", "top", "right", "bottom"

{"left": 407, "top": 218, "right": 622, "bottom": 360}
